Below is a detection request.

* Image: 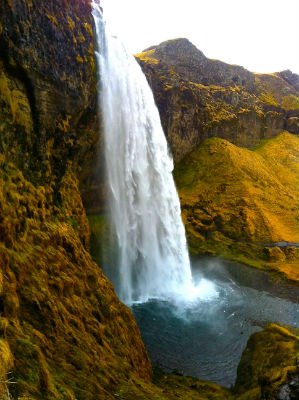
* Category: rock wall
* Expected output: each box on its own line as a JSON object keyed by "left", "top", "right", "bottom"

{"left": 0, "top": 1, "right": 151, "bottom": 398}
{"left": 0, "top": 0, "right": 103, "bottom": 211}
{"left": 234, "top": 324, "right": 299, "bottom": 400}
{"left": 136, "top": 39, "right": 299, "bottom": 162}
{"left": 0, "top": 2, "right": 298, "bottom": 399}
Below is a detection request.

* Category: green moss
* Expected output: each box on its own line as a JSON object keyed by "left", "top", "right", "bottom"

{"left": 259, "top": 91, "right": 280, "bottom": 107}
{"left": 135, "top": 50, "right": 159, "bottom": 65}
{"left": 0, "top": 158, "right": 152, "bottom": 399}
{"left": 175, "top": 132, "right": 299, "bottom": 280}
{"left": 14, "top": 339, "right": 41, "bottom": 393}
{"left": 116, "top": 374, "right": 233, "bottom": 400}
{"left": 234, "top": 324, "right": 299, "bottom": 398}
{"left": 88, "top": 213, "right": 111, "bottom": 268}
{"left": 281, "top": 94, "right": 299, "bottom": 110}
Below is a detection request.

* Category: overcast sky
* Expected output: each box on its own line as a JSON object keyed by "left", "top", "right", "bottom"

{"left": 101, "top": 0, "right": 299, "bottom": 74}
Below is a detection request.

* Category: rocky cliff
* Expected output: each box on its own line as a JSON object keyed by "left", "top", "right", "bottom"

{"left": 136, "top": 39, "right": 299, "bottom": 162}
{"left": 136, "top": 39, "right": 299, "bottom": 277}
{"left": 0, "top": 2, "right": 298, "bottom": 399}
{"left": 0, "top": 1, "right": 151, "bottom": 398}
{"left": 0, "top": 0, "right": 104, "bottom": 212}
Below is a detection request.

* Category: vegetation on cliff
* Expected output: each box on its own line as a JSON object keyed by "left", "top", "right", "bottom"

{"left": 234, "top": 324, "right": 299, "bottom": 400}
{"left": 136, "top": 39, "right": 299, "bottom": 280}
{"left": 175, "top": 132, "right": 299, "bottom": 280}
{"left": 0, "top": 1, "right": 298, "bottom": 400}
{"left": 136, "top": 39, "right": 299, "bottom": 163}
{"left": 0, "top": 1, "right": 151, "bottom": 398}
{"left": 0, "top": 161, "right": 151, "bottom": 400}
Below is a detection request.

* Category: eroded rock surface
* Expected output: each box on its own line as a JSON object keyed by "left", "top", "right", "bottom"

{"left": 136, "top": 39, "right": 299, "bottom": 162}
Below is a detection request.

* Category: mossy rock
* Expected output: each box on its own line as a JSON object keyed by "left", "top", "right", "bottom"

{"left": 234, "top": 324, "right": 299, "bottom": 399}
{"left": 136, "top": 39, "right": 299, "bottom": 163}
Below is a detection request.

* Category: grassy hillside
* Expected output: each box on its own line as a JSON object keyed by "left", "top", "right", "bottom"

{"left": 175, "top": 132, "right": 299, "bottom": 280}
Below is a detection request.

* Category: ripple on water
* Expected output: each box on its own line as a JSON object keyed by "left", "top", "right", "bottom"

{"left": 132, "top": 260, "right": 299, "bottom": 387}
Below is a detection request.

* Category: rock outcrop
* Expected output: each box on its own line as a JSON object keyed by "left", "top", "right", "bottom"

{"left": 0, "top": 1, "right": 151, "bottom": 398}
{"left": 0, "top": 2, "right": 298, "bottom": 399}
{"left": 136, "top": 39, "right": 299, "bottom": 278}
{"left": 136, "top": 39, "right": 299, "bottom": 162}
{"left": 0, "top": 0, "right": 104, "bottom": 212}
{"left": 234, "top": 324, "right": 299, "bottom": 400}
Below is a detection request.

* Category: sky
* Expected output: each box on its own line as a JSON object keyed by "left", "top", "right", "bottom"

{"left": 101, "top": 0, "right": 299, "bottom": 75}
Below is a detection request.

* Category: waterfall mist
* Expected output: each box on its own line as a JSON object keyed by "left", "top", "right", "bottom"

{"left": 92, "top": 2, "right": 214, "bottom": 304}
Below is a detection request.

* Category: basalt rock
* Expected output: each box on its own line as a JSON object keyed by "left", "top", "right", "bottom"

{"left": 145, "top": 38, "right": 255, "bottom": 91}
{"left": 136, "top": 39, "right": 299, "bottom": 162}
{"left": 0, "top": 1, "right": 151, "bottom": 399}
{"left": 278, "top": 70, "right": 299, "bottom": 92}
{"left": 1, "top": 2, "right": 298, "bottom": 399}
{"left": 0, "top": 0, "right": 103, "bottom": 212}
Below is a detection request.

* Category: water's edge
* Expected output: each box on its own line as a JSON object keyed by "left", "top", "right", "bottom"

{"left": 133, "top": 258, "right": 299, "bottom": 387}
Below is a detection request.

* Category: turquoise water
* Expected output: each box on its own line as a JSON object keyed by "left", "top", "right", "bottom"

{"left": 132, "top": 259, "right": 299, "bottom": 387}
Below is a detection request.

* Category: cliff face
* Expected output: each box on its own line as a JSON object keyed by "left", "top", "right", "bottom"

{"left": 136, "top": 39, "right": 299, "bottom": 162}
{"left": 0, "top": 2, "right": 298, "bottom": 399}
{"left": 0, "top": 162, "right": 151, "bottom": 400}
{"left": 0, "top": 1, "right": 151, "bottom": 398}
{"left": 0, "top": 0, "right": 103, "bottom": 211}
{"left": 136, "top": 39, "right": 299, "bottom": 277}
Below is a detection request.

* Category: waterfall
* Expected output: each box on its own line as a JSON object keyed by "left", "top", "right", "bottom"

{"left": 92, "top": 3, "right": 199, "bottom": 304}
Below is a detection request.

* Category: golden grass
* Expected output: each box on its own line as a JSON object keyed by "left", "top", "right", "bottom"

{"left": 135, "top": 49, "right": 159, "bottom": 65}
{"left": 175, "top": 132, "right": 299, "bottom": 279}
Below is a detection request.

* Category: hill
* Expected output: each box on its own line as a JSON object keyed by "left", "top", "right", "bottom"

{"left": 136, "top": 38, "right": 299, "bottom": 162}
{"left": 175, "top": 132, "right": 299, "bottom": 279}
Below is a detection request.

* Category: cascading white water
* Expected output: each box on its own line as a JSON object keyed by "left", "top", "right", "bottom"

{"left": 92, "top": 2, "right": 210, "bottom": 304}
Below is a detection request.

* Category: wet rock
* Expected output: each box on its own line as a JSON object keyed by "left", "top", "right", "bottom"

{"left": 263, "top": 247, "right": 286, "bottom": 262}
{"left": 234, "top": 324, "right": 299, "bottom": 399}
{"left": 277, "top": 374, "right": 299, "bottom": 400}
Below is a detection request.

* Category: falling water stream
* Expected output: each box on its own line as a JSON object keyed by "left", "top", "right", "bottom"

{"left": 92, "top": 2, "right": 299, "bottom": 388}
{"left": 92, "top": 2, "right": 212, "bottom": 304}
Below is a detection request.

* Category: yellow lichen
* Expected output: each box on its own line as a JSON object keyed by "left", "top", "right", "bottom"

{"left": 0, "top": 62, "right": 33, "bottom": 133}
{"left": 76, "top": 55, "right": 84, "bottom": 63}
{"left": 83, "top": 22, "right": 93, "bottom": 37}
{"left": 46, "top": 13, "right": 58, "bottom": 26}
{"left": 259, "top": 91, "right": 279, "bottom": 107}
{"left": 67, "top": 16, "right": 75, "bottom": 30}
{"left": 57, "top": 115, "right": 71, "bottom": 133}
{"left": 135, "top": 50, "right": 159, "bottom": 65}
